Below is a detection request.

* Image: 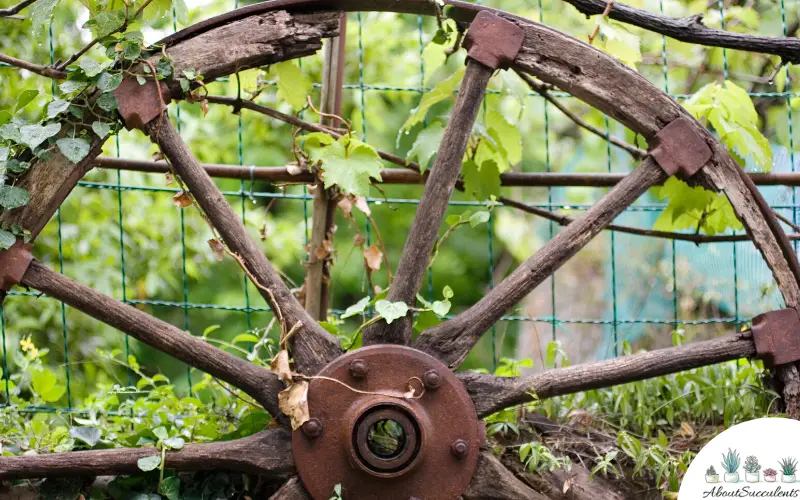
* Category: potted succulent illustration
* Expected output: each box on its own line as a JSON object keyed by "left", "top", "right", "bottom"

{"left": 780, "top": 457, "right": 798, "bottom": 483}
{"left": 705, "top": 465, "right": 720, "bottom": 483}
{"left": 721, "top": 449, "right": 741, "bottom": 483}
{"left": 765, "top": 469, "right": 778, "bottom": 483}
{"left": 744, "top": 455, "right": 761, "bottom": 483}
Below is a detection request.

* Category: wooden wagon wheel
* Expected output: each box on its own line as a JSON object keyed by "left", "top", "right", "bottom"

{"left": 2, "top": 1, "right": 800, "bottom": 498}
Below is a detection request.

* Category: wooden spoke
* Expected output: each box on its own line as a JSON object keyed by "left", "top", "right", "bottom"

{"left": 460, "top": 331, "right": 756, "bottom": 418}
{"left": 414, "top": 157, "right": 668, "bottom": 367}
{"left": 20, "top": 260, "right": 283, "bottom": 416}
{"left": 0, "top": 429, "right": 293, "bottom": 480}
{"left": 145, "top": 113, "right": 341, "bottom": 375}
{"left": 362, "top": 58, "right": 495, "bottom": 347}
{"left": 269, "top": 477, "right": 312, "bottom": 500}
{"left": 462, "top": 452, "right": 547, "bottom": 500}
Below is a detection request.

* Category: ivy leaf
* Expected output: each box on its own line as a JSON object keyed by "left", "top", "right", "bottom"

{"left": 20, "top": 123, "right": 61, "bottom": 150}
{"left": 402, "top": 68, "right": 465, "bottom": 131}
{"left": 59, "top": 80, "right": 88, "bottom": 95}
{"left": 375, "top": 300, "right": 409, "bottom": 324}
{"left": 341, "top": 296, "right": 370, "bottom": 318}
{"left": 97, "top": 72, "right": 123, "bottom": 92}
{"left": 83, "top": 9, "right": 126, "bottom": 39}
{"left": 70, "top": 426, "right": 102, "bottom": 447}
{"left": 78, "top": 58, "right": 108, "bottom": 78}
{"left": 137, "top": 455, "right": 162, "bottom": 472}
{"left": 431, "top": 299, "right": 451, "bottom": 317}
{"left": 271, "top": 61, "right": 312, "bottom": 110}
{"left": 17, "top": 89, "right": 39, "bottom": 111}
{"left": 91, "top": 121, "right": 111, "bottom": 138}
{"left": 46, "top": 99, "right": 70, "bottom": 119}
{"left": 97, "top": 93, "right": 118, "bottom": 112}
{"left": 30, "top": 0, "right": 59, "bottom": 36}
{"left": 0, "top": 146, "right": 8, "bottom": 162}
{"left": 163, "top": 437, "right": 185, "bottom": 450}
{"left": 158, "top": 476, "right": 181, "bottom": 500}
{"left": 314, "top": 136, "right": 382, "bottom": 196}
{"left": 462, "top": 159, "right": 501, "bottom": 201}
{"left": 152, "top": 426, "right": 169, "bottom": 441}
{"left": 31, "top": 368, "right": 66, "bottom": 402}
{"left": 469, "top": 211, "right": 490, "bottom": 227}
{"left": 56, "top": 137, "right": 91, "bottom": 163}
{"left": 0, "top": 230, "right": 15, "bottom": 250}
{"left": 0, "top": 185, "right": 31, "bottom": 210}
{"left": 408, "top": 121, "right": 445, "bottom": 172}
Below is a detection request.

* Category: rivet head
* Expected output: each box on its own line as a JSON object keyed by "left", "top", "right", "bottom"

{"left": 349, "top": 359, "right": 369, "bottom": 379}
{"left": 302, "top": 418, "right": 323, "bottom": 438}
{"left": 451, "top": 439, "right": 468, "bottom": 459}
{"left": 422, "top": 369, "right": 441, "bottom": 390}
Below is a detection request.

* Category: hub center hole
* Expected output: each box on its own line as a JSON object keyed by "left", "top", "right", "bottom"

{"left": 366, "top": 419, "right": 406, "bottom": 458}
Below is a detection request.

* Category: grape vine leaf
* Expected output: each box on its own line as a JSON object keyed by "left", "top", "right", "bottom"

{"left": 408, "top": 121, "right": 445, "bottom": 172}
{"left": 462, "top": 159, "right": 501, "bottom": 201}
{"left": 271, "top": 61, "right": 312, "bottom": 110}
{"left": 486, "top": 111, "right": 522, "bottom": 168}
{"left": 402, "top": 68, "right": 465, "bottom": 131}
{"left": 31, "top": 368, "right": 66, "bottom": 402}
{"left": 301, "top": 133, "right": 382, "bottom": 196}
{"left": 653, "top": 177, "right": 742, "bottom": 235}
{"left": 596, "top": 19, "right": 642, "bottom": 68}
{"left": 57, "top": 137, "right": 91, "bottom": 163}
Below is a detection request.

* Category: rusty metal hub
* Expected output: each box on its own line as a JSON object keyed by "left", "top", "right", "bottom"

{"left": 292, "top": 345, "right": 482, "bottom": 499}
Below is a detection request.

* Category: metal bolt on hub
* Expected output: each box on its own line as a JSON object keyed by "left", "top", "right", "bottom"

{"left": 349, "top": 358, "right": 369, "bottom": 379}
{"left": 422, "top": 369, "right": 441, "bottom": 390}
{"left": 301, "top": 418, "right": 323, "bottom": 438}
{"left": 451, "top": 439, "right": 468, "bottom": 459}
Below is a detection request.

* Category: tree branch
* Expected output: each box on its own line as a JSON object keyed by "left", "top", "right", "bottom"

{"left": 414, "top": 157, "right": 668, "bottom": 368}
{"left": 561, "top": 0, "right": 800, "bottom": 63}
{"left": 463, "top": 452, "right": 548, "bottom": 500}
{"left": 269, "top": 477, "right": 312, "bottom": 500}
{"left": 460, "top": 330, "right": 755, "bottom": 417}
{"left": 146, "top": 113, "right": 341, "bottom": 374}
{"left": 20, "top": 260, "right": 284, "bottom": 416}
{"left": 0, "top": 53, "right": 65, "bottom": 79}
{"left": 363, "top": 59, "right": 494, "bottom": 346}
{"left": 0, "top": 429, "right": 294, "bottom": 480}
{"left": 0, "top": 0, "right": 37, "bottom": 17}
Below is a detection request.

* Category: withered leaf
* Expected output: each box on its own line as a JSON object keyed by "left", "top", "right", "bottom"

{"left": 270, "top": 349, "right": 293, "bottom": 384}
{"left": 200, "top": 99, "right": 209, "bottom": 117}
{"left": 259, "top": 222, "right": 268, "bottom": 241}
{"left": 165, "top": 172, "right": 174, "bottom": 185}
{"left": 172, "top": 191, "right": 192, "bottom": 208}
{"left": 354, "top": 196, "right": 371, "bottom": 216}
{"left": 337, "top": 196, "right": 353, "bottom": 217}
{"left": 286, "top": 163, "right": 303, "bottom": 175}
{"left": 353, "top": 233, "right": 366, "bottom": 247}
{"left": 363, "top": 244, "right": 383, "bottom": 271}
{"left": 278, "top": 380, "right": 310, "bottom": 431}
{"left": 208, "top": 239, "right": 225, "bottom": 261}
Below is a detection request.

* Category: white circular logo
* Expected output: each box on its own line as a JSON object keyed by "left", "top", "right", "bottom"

{"left": 680, "top": 418, "right": 800, "bottom": 498}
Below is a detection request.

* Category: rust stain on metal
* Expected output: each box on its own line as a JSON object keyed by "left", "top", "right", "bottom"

{"left": 648, "top": 116, "right": 712, "bottom": 177}
{"left": 752, "top": 307, "right": 800, "bottom": 367}
{"left": 292, "top": 345, "right": 481, "bottom": 500}
{"left": 462, "top": 10, "right": 524, "bottom": 70}
{"left": 113, "top": 77, "right": 171, "bottom": 131}
{"left": 0, "top": 241, "right": 33, "bottom": 292}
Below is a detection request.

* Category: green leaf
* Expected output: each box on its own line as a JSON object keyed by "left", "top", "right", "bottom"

{"left": 46, "top": 99, "right": 70, "bottom": 119}
{"left": 97, "top": 72, "right": 123, "bottom": 92}
{"left": 402, "top": 68, "right": 465, "bottom": 131}
{"left": 231, "top": 333, "right": 260, "bottom": 344}
{"left": 30, "top": 0, "right": 59, "bottom": 36}
{"left": 17, "top": 89, "right": 39, "bottom": 112}
{"left": 156, "top": 59, "right": 173, "bottom": 78}
{"left": 596, "top": 19, "right": 641, "bottom": 68}
{"left": 431, "top": 299, "right": 451, "bottom": 317}
{"left": 152, "top": 426, "right": 169, "bottom": 441}
{"left": 315, "top": 136, "right": 383, "bottom": 196}
{"left": 162, "top": 437, "right": 185, "bottom": 450}
{"left": 0, "top": 146, "right": 7, "bottom": 162}
{"left": 414, "top": 310, "right": 441, "bottom": 331}
{"left": 97, "top": 93, "right": 118, "bottom": 112}
{"left": 91, "top": 121, "right": 111, "bottom": 138}
{"left": 442, "top": 285, "right": 454, "bottom": 299}
{"left": 78, "top": 58, "right": 108, "bottom": 78}
{"left": 172, "top": 0, "right": 189, "bottom": 24}
{"left": 20, "top": 123, "right": 61, "bottom": 150}
{"left": 341, "top": 296, "right": 370, "bottom": 319}
{"left": 0, "top": 230, "right": 16, "bottom": 250}
{"left": 653, "top": 177, "right": 742, "bottom": 235}
{"left": 70, "top": 426, "right": 102, "bottom": 447}
{"left": 56, "top": 137, "right": 91, "bottom": 163}
{"left": 0, "top": 111, "right": 11, "bottom": 127}
{"left": 137, "top": 455, "right": 161, "bottom": 472}
{"left": 83, "top": 9, "right": 126, "bottom": 39}
{"left": 375, "top": 299, "right": 408, "bottom": 324}
{"left": 469, "top": 211, "right": 490, "bottom": 227}
{"left": 408, "top": 122, "right": 445, "bottom": 172}
{"left": 158, "top": 476, "right": 181, "bottom": 500}
{"left": 0, "top": 186, "right": 31, "bottom": 210}
{"left": 486, "top": 111, "right": 522, "bottom": 168}
{"left": 462, "top": 159, "right": 501, "bottom": 201}
{"left": 59, "top": 80, "right": 88, "bottom": 95}
{"left": 271, "top": 61, "right": 312, "bottom": 110}
{"left": 31, "top": 368, "right": 66, "bottom": 402}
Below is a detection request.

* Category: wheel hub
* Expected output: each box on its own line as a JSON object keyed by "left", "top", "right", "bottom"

{"left": 292, "top": 345, "right": 483, "bottom": 499}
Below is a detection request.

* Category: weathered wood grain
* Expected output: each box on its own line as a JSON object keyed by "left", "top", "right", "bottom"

{"left": 147, "top": 114, "right": 341, "bottom": 375}
{"left": 459, "top": 331, "right": 756, "bottom": 418}
{"left": 21, "top": 260, "right": 284, "bottom": 416}
{"left": 415, "top": 158, "right": 667, "bottom": 368}
{"left": 0, "top": 429, "right": 293, "bottom": 480}
{"left": 269, "top": 477, "right": 312, "bottom": 500}
{"left": 462, "top": 452, "right": 548, "bottom": 500}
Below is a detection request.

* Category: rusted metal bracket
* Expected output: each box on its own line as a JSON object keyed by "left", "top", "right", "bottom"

{"left": 0, "top": 241, "right": 33, "bottom": 292}
{"left": 648, "top": 116, "right": 712, "bottom": 178}
{"left": 752, "top": 307, "right": 800, "bottom": 367}
{"left": 462, "top": 10, "right": 524, "bottom": 70}
{"left": 112, "top": 77, "right": 171, "bottom": 131}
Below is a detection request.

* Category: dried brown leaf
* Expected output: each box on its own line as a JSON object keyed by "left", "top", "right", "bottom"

{"left": 363, "top": 244, "right": 383, "bottom": 271}
{"left": 172, "top": 191, "right": 192, "bottom": 208}
{"left": 152, "top": 151, "right": 164, "bottom": 161}
{"left": 313, "top": 246, "right": 329, "bottom": 261}
{"left": 286, "top": 163, "right": 303, "bottom": 175}
{"left": 208, "top": 239, "right": 225, "bottom": 262}
{"left": 259, "top": 222, "right": 268, "bottom": 241}
{"left": 679, "top": 422, "right": 695, "bottom": 438}
{"left": 353, "top": 233, "right": 366, "bottom": 247}
{"left": 270, "top": 349, "right": 293, "bottom": 384}
{"left": 354, "top": 196, "right": 371, "bottom": 216}
{"left": 278, "top": 380, "right": 310, "bottom": 431}
{"left": 165, "top": 172, "right": 174, "bottom": 185}
{"left": 337, "top": 196, "right": 354, "bottom": 217}
{"left": 200, "top": 99, "right": 209, "bottom": 117}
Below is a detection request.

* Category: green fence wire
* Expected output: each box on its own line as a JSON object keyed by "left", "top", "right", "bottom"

{"left": 0, "top": 0, "right": 797, "bottom": 415}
